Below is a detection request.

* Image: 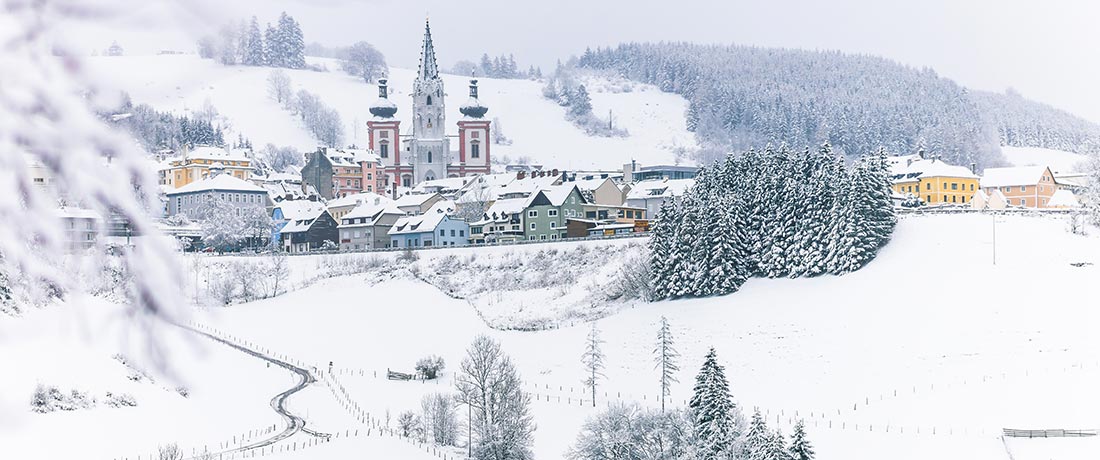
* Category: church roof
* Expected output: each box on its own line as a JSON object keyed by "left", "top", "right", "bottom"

{"left": 417, "top": 19, "right": 440, "bottom": 80}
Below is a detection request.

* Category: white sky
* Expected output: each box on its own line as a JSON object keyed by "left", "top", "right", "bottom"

{"left": 61, "top": 0, "right": 1100, "bottom": 123}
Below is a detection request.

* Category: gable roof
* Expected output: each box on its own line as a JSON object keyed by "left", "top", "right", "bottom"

{"left": 626, "top": 179, "right": 694, "bottom": 200}
{"left": 328, "top": 192, "right": 389, "bottom": 210}
{"left": 892, "top": 159, "right": 977, "bottom": 183}
{"left": 170, "top": 174, "right": 265, "bottom": 195}
{"left": 281, "top": 208, "right": 331, "bottom": 234}
{"left": 388, "top": 201, "right": 458, "bottom": 236}
{"left": 980, "top": 166, "right": 1051, "bottom": 188}
{"left": 394, "top": 192, "right": 441, "bottom": 208}
{"left": 533, "top": 184, "right": 585, "bottom": 207}
{"left": 275, "top": 200, "right": 326, "bottom": 221}
{"left": 1048, "top": 189, "right": 1080, "bottom": 207}
{"left": 342, "top": 195, "right": 397, "bottom": 221}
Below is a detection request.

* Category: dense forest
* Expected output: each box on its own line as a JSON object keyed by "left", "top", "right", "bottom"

{"left": 577, "top": 43, "right": 1100, "bottom": 168}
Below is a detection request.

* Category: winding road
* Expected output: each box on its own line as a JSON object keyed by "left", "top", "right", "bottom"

{"left": 182, "top": 325, "right": 329, "bottom": 457}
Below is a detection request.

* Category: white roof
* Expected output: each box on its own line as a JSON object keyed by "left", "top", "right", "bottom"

{"left": 1048, "top": 189, "right": 1080, "bottom": 208}
{"left": 486, "top": 197, "right": 528, "bottom": 216}
{"left": 492, "top": 173, "right": 563, "bottom": 199}
{"left": 412, "top": 176, "right": 471, "bottom": 194}
{"left": 328, "top": 192, "right": 388, "bottom": 209}
{"left": 980, "top": 166, "right": 1050, "bottom": 188}
{"left": 536, "top": 184, "right": 583, "bottom": 206}
{"left": 170, "top": 174, "right": 265, "bottom": 194}
{"left": 275, "top": 200, "right": 327, "bottom": 221}
{"left": 342, "top": 195, "right": 398, "bottom": 221}
{"left": 55, "top": 207, "right": 100, "bottom": 219}
{"left": 281, "top": 207, "right": 328, "bottom": 234}
{"left": 626, "top": 179, "right": 694, "bottom": 200}
{"left": 389, "top": 201, "right": 457, "bottom": 236}
{"left": 569, "top": 175, "right": 620, "bottom": 192}
{"left": 394, "top": 192, "right": 440, "bottom": 208}
{"left": 894, "top": 159, "right": 977, "bottom": 183}
{"left": 186, "top": 146, "right": 250, "bottom": 162}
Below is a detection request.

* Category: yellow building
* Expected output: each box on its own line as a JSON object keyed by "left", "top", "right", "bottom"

{"left": 890, "top": 157, "right": 979, "bottom": 205}
{"left": 160, "top": 145, "right": 253, "bottom": 189}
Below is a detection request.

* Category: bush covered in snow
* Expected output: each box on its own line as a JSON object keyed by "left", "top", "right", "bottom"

{"left": 415, "top": 355, "right": 446, "bottom": 380}
{"left": 397, "top": 410, "right": 421, "bottom": 438}
{"left": 31, "top": 385, "right": 93, "bottom": 413}
{"left": 420, "top": 392, "right": 460, "bottom": 446}
{"left": 568, "top": 404, "right": 696, "bottom": 460}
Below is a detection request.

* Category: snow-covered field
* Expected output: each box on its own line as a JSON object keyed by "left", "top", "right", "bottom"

{"left": 85, "top": 54, "right": 696, "bottom": 170}
{"left": 1001, "top": 146, "right": 1089, "bottom": 173}
{"left": 3, "top": 213, "right": 1097, "bottom": 460}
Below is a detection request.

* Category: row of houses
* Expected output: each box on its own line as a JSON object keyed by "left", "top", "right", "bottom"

{"left": 889, "top": 153, "right": 1086, "bottom": 209}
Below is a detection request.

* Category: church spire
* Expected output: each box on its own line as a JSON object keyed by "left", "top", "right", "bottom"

{"left": 417, "top": 18, "right": 440, "bottom": 80}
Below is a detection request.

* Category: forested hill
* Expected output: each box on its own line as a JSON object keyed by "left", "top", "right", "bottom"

{"left": 577, "top": 43, "right": 1100, "bottom": 168}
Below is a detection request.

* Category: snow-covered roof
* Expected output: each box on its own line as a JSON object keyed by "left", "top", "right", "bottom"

{"left": 55, "top": 207, "right": 100, "bottom": 220}
{"left": 342, "top": 195, "right": 397, "bottom": 221}
{"left": 394, "top": 192, "right": 440, "bottom": 208}
{"left": 186, "top": 145, "right": 250, "bottom": 162}
{"left": 482, "top": 197, "right": 529, "bottom": 220}
{"left": 388, "top": 201, "right": 458, "bottom": 236}
{"left": 491, "top": 173, "right": 563, "bottom": 199}
{"left": 327, "top": 192, "right": 388, "bottom": 209}
{"left": 536, "top": 184, "right": 583, "bottom": 206}
{"left": 341, "top": 148, "right": 381, "bottom": 165}
{"left": 893, "top": 159, "right": 977, "bottom": 183}
{"left": 568, "top": 175, "right": 620, "bottom": 192}
{"left": 170, "top": 174, "right": 265, "bottom": 195}
{"left": 626, "top": 179, "right": 694, "bottom": 200}
{"left": 980, "top": 166, "right": 1050, "bottom": 188}
{"left": 275, "top": 200, "right": 326, "bottom": 221}
{"left": 1048, "top": 189, "right": 1080, "bottom": 208}
{"left": 281, "top": 206, "right": 328, "bottom": 234}
{"left": 413, "top": 176, "right": 471, "bottom": 194}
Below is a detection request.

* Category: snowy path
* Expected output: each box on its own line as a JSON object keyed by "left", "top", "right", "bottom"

{"left": 182, "top": 323, "right": 330, "bottom": 458}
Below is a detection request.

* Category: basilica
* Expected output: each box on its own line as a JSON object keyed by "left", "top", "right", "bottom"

{"left": 366, "top": 19, "right": 492, "bottom": 189}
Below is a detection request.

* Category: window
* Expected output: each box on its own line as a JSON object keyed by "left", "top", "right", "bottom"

{"left": 380, "top": 130, "right": 389, "bottom": 139}
{"left": 342, "top": 231, "right": 349, "bottom": 239}
{"left": 450, "top": 229, "right": 456, "bottom": 237}
{"left": 528, "top": 210, "right": 538, "bottom": 218}
{"left": 551, "top": 234, "right": 558, "bottom": 240}
{"left": 528, "top": 235, "right": 535, "bottom": 240}
{"left": 353, "top": 231, "right": 360, "bottom": 238}
{"left": 427, "top": 151, "right": 433, "bottom": 163}
{"left": 426, "top": 95, "right": 433, "bottom": 106}
{"left": 951, "top": 183, "right": 958, "bottom": 190}
{"left": 926, "top": 183, "right": 931, "bottom": 191}
{"left": 367, "top": 173, "right": 373, "bottom": 180}
{"left": 548, "top": 209, "right": 559, "bottom": 217}
{"left": 459, "top": 230, "right": 465, "bottom": 237}
{"left": 1020, "top": 185, "right": 1027, "bottom": 192}
{"left": 380, "top": 142, "right": 389, "bottom": 158}
{"left": 550, "top": 221, "right": 557, "bottom": 229}
{"left": 952, "top": 195, "right": 957, "bottom": 203}
{"left": 530, "top": 222, "right": 536, "bottom": 230}
{"left": 540, "top": 235, "right": 547, "bottom": 240}
{"left": 471, "top": 131, "right": 480, "bottom": 139}
{"left": 970, "top": 184, "right": 974, "bottom": 191}
{"left": 471, "top": 142, "right": 480, "bottom": 159}
{"left": 440, "top": 229, "right": 445, "bottom": 236}
{"left": 942, "top": 182, "right": 947, "bottom": 189}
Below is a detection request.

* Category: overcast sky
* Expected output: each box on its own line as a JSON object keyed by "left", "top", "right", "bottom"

{"left": 64, "top": 0, "right": 1100, "bottom": 123}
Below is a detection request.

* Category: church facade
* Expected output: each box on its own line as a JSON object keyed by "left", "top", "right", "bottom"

{"left": 366, "top": 19, "right": 492, "bottom": 191}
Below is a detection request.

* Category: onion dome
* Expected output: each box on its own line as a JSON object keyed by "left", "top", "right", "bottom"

{"left": 369, "top": 78, "right": 398, "bottom": 118}
{"left": 459, "top": 79, "right": 488, "bottom": 118}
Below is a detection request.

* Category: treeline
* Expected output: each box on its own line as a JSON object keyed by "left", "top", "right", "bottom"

{"left": 451, "top": 53, "right": 542, "bottom": 79}
{"left": 972, "top": 89, "right": 1100, "bottom": 154}
{"left": 542, "top": 65, "right": 627, "bottom": 138}
{"left": 266, "top": 70, "right": 344, "bottom": 148}
{"left": 650, "top": 145, "right": 896, "bottom": 300}
{"left": 198, "top": 12, "right": 306, "bottom": 69}
{"left": 111, "top": 97, "right": 225, "bottom": 151}
{"left": 577, "top": 43, "right": 1017, "bottom": 167}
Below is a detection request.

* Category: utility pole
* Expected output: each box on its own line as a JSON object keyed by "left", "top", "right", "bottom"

{"left": 467, "top": 402, "right": 472, "bottom": 459}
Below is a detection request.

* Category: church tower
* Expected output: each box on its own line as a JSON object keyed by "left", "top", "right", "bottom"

{"left": 367, "top": 78, "right": 403, "bottom": 192}
{"left": 408, "top": 18, "right": 449, "bottom": 184}
{"left": 455, "top": 79, "right": 491, "bottom": 176}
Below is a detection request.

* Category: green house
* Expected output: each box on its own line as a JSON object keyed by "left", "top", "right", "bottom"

{"left": 522, "top": 185, "right": 588, "bottom": 241}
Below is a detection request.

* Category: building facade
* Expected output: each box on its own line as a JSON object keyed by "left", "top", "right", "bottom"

{"left": 890, "top": 157, "right": 979, "bottom": 205}
{"left": 161, "top": 146, "right": 252, "bottom": 189}
{"left": 980, "top": 166, "right": 1060, "bottom": 208}
{"left": 165, "top": 174, "right": 268, "bottom": 220}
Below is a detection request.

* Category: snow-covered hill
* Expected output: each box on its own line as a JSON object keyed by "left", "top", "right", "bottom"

{"left": 1001, "top": 146, "right": 1090, "bottom": 173}
{"left": 85, "top": 55, "right": 697, "bottom": 170}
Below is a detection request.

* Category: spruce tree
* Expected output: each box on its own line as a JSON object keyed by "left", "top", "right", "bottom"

{"left": 706, "top": 194, "right": 750, "bottom": 295}
{"left": 580, "top": 322, "right": 606, "bottom": 407}
{"left": 284, "top": 14, "right": 306, "bottom": 69}
{"left": 769, "top": 430, "right": 793, "bottom": 460}
{"left": 788, "top": 420, "right": 815, "bottom": 460}
{"left": 741, "top": 409, "right": 771, "bottom": 460}
{"left": 648, "top": 198, "right": 679, "bottom": 300}
{"left": 242, "top": 17, "right": 265, "bottom": 66}
{"left": 653, "top": 316, "right": 680, "bottom": 412}
{"left": 263, "top": 22, "right": 279, "bottom": 67}
{"left": 689, "top": 347, "right": 738, "bottom": 459}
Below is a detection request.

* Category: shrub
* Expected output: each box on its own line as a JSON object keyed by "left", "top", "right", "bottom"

{"left": 416, "top": 355, "right": 446, "bottom": 380}
{"left": 397, "top": 410, "right": 421, "bottom": 438}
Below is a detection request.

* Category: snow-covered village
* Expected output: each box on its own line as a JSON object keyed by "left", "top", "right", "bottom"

{"left": 3, "top": 1, "right": 1100, "bottom": 460}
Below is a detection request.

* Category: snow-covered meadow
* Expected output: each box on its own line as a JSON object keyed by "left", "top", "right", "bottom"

{"left": 84, "top": 54, "right": 697, "bottom": 170}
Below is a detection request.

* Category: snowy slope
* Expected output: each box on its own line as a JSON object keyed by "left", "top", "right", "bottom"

{"left": 1001, "top": 146, "right": 1090, "bottom": 173}
{"left": 196, "top": 214, "right": 1099, "bottom": 460}
{"left": 84, "top": 55, "right": 696, "bottom": 170}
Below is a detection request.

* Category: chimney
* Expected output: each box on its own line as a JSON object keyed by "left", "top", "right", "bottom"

{"left": 517, "top": 171, "right": 526, "bottom": 180}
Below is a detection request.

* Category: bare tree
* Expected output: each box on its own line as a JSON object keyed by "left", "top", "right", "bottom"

{"left": 158, "top": 443, "right": 183, "bottom": 460}
{"left": 267, "top": 70, "right": 293, "bottom": 107}
{"left": 340, "top": 41, "right": 387, "bottom": 83}
{"left": 266, "top": 252, "right": 290, "bottom": 298}
{"left": 581, "top": 322, "right": 606, "bottom": 407}
{"left": 421, "top": 392, "right": 460, "bottom": 446}
{"left": 456, "top": 335, "right": 535, "bottom": 460}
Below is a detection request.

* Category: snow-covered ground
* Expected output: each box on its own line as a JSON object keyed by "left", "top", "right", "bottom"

{"left": 3, "top": 213, "right": 1097, "bottom": 460}
{"left": 85, "top": 54, "right": 696, "bottom": 170}
{"left": 1001, "top": 146, "right": 1089, "bottom": 173}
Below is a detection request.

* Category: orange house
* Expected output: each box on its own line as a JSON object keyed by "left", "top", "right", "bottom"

{"left": 979, "top": 166, "right": 1059, "bottom": 208}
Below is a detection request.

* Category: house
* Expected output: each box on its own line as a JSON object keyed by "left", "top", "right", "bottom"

{"left": 587, "top": 223, "right": 635, "bottom": 237}
{"left": 349, "top": 149, "right": 386, "bottom": 195}
{"left": 56, "top": 207, "right": 100, "bottom": 252}
{"left": 272, "top": 199, "right": 326, "bottom": 247}
{"left": 280, "top": 208, "right": 339, "bottom": 253}
{"left": 624, "top": 161, "right": 699, "bottom": 182}
{"left": 302, "top": 147, "right": 376, "bottom": 200}
{"left": 565, "top": 174, "right": 628, "bottom": 206}
{"left": 327, "top": 192, "right": 390, "bottom": 222}
{"left": 337, "top": 195, "right": 403, "bottom": 251}
{"left": 625, "top": 179, "right": 694, "bottom": 218}
{"left": 890, "top": 157, "right": 979, "bottom": 205}
{"left": 522, "top": 184, "right": 588, "bottom": 241}
{"left": 565, "top": 217, "right": 600, "bottom": 239}
{"left": 165, "top": 173, "right": 269, "bottom": 220}
{"left": 468, "top": 197, "right": 527, "bottom": 244}
{"left": 160, "top": 145, "right": 252, "bottom": 189}
{"left": 388, "top": 202, "right": 470, "bottom": 248}
{"left": 394, "top": 192, "right": 444, "bottom": 216}
{"left": 980, "top": 166, "right": 1060, "bottom": 208}
{"left": 411, "top": 176, "right": 474, "bottom": 199}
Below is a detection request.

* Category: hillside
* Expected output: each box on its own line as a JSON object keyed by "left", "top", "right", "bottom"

{"left": 577, "top": 43, "right": 1100, "bottom": 168}
{"left": 85, "top": 54, "right": 697, "bottom": 170}
{"left": 3, "top": 214, "right": 1098, "bottom": 460}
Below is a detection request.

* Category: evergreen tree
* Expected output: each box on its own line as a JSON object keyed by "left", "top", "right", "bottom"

{"left": 769, "top": 430, "right": 793, "bottom": 460}
{"left": 689, "top": 347, "right": 738, "bottom": 459}
{"left": 242, "top": 16, "right": 265, "bottom": 66}
{"left": 263, "top": 22, "right": 279, "bottom": 67}
{"left": 653, "top": 316, "right": 680, "bottom": 412}
{"left": 740, "top": 409, "right": 771, "bottom": 460}
{"left": 479, "top": 53, "right": 493, "bottom": 76}
{"left": 648, "top": 197, "right": 680, "bottom": 300}
{"left": 568, "top": 84, "right": 593, "bottom": 117}
{"left": 270, "top": 12, "right": 294, "bottom": 68}
{"left": 284, "top": 14, "right": 306, "bottom": 69}
{"left": 705, "top": 194, "right": 751, "bottom": 295}
{"left": 580, "top": 322, "right": 606, "bottom": 407}
{"left": 788, "top": 420, "right": 815, "bottom": 460}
